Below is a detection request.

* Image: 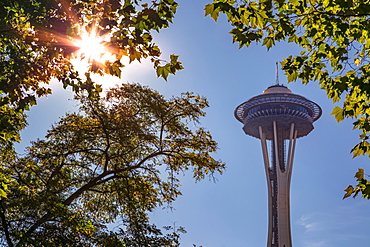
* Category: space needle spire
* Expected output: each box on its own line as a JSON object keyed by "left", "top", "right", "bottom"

{"left": 235, "top": 84, "right": 321, "bottom": 247}
{"left": 275, "top": 62, "right": 280, "bottom": 85}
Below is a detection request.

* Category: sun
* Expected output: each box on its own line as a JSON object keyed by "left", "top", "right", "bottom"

{"left": 69, "top": 28, "right": 124, "bottom": 87}
{"left": 73, "top": 29, "right": 115, "bottom": 63}
{"left": 74, "top": 33, "right": 105, "bottom": 60}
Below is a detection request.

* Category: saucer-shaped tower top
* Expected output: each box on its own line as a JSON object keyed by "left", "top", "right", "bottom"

{"left": 235, "top": 85, "right": 322, "bottom": 140}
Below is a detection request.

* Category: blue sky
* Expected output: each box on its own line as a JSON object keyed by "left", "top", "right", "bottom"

{"left": 17, "top": 0, "right": 370, "bottom": 246}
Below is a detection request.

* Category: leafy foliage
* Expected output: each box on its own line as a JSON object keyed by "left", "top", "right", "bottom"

{"left": 205, "top": 0, "right": 370, "bottom": 199}
{"left": 0, "top": 83, "right": 225, "bottom": 246}
{"left": 0, "top": 0, "right": 183, "bottom": 142}
{"left": 343, "top": 168, "right": 370, "bottom": 199}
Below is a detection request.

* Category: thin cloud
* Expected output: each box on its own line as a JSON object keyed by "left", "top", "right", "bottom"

{"left": 295, "top": 202, "right": 370, "bottom": 247}
{"left": 295, "top": 213, "right": 333, "bottom": 247}
{"left": 296, "top": 214, "right": 323, "bottom": 232}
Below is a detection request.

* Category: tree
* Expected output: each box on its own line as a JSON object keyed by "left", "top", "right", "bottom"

{"left": 0, "top": 83, "right": 225, "bottom": 246}
{"left": 205, "top": 0, "right": 370, "bottom": 199}
{"left": 0, "top": 0, "right": 183, "bottom": 143}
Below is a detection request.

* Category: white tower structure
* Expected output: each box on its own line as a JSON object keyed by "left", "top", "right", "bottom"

{"left": 234, "top": 85, "right": 321, "bottom": 247}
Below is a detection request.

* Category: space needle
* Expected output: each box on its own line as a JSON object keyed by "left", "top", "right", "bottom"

{"left": 234, "top": 84, "right": 321, "bottom": 247}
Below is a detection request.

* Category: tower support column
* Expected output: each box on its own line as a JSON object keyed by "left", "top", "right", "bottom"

{"left": 258, "top": 122, "right": 297, "bottom": 247}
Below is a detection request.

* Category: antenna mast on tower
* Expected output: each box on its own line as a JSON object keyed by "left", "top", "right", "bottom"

{"left": 275, "top": 62, "right": 280, "bottom": 85}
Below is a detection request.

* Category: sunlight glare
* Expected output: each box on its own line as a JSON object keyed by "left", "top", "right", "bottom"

{"left": 71, "top": 29, "right": 118, "bottom": 76}
{"left": 70, "top": 27, "right": 150, "bottom": 88}
{"left": 74, "top": 32, "right": 107, "bottom": 61}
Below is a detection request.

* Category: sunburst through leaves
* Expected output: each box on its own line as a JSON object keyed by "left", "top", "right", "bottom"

{"left": 73, "top": 28, "right": 116, "bottom": 63}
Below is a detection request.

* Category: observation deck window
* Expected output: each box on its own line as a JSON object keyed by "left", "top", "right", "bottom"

{"left": 246, "top": 103, "right": 311, "bottom": 117}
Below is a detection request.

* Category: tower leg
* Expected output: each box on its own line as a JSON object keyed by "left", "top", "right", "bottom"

{"left": 258, "top": 126, "right": 274, "bottom": 246}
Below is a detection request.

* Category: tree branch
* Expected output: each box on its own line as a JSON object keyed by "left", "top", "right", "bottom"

{"left": 0, "top": 201, "right": 14, "bottom": 247}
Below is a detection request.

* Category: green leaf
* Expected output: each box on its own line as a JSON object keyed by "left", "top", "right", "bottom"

{"left": 343, "top": 185, "right": 354, "bottom": 199}
{"left": 156, "top": 65, "right": 170, "bottom": 80}
{"left": 355, "top": 168, "right": 365, "bottom": 181}
{"left": 204, "top": 4, "right": 220, "bottom": 21}
{"left": 330, "top": 106, "right": 344, "bottom": 123}
{"left": 351, "top": 143, "right": 365, "bottom": 158}
{"left": 362, "top": 184, "right": 370, "bottom": 199}
{"left": 287, "top": 71, "right": 298, "bottom": 82}
{"left": 262, "top": 37, "right": 275, "bottom": 50}
{"left": 156, "top": 54, "right": 184, "bottom": 80}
